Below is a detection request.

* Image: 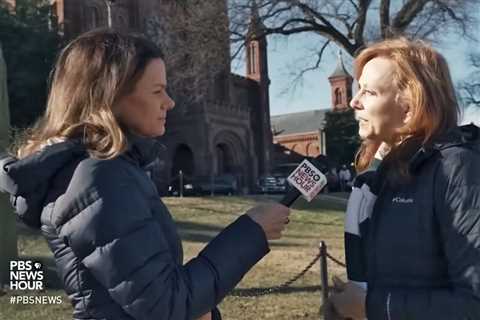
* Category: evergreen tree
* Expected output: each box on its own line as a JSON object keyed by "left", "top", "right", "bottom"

{"left": 0, "top": 0, "right": 60, "bottom": 128}
{"left": 324, "top": 109, "right": 360, "bottom": 166}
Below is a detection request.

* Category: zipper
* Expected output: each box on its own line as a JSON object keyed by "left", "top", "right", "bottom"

{"left": 386, "top": 292, "right": 392, "bottom": 320}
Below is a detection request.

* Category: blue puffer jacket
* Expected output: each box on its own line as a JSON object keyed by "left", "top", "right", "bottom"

{"left": 346, "top": 124, "right": 480, "bottom": 320}
{"left": 0, "top": 136, "right": 270, "bottom": 320}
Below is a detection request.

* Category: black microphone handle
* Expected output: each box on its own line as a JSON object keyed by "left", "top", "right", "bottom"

{"left": 279, "top": 188, "right": 302, "bottom": 207}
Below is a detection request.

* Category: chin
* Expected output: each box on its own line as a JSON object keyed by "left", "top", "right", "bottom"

{"left": 358, "top": 129, "right": 369, "bottom": 141}
{"left": 136, "top": 128, "right": 165, "bottom": 138}
{"left": 148, "top": 125, "right": 166, "bottom": 137}
{"left": 154, "top": 128, "right": 166, "bottom": 137}
{"left": 358, "top": 131, "right": 381, "bottom": 144}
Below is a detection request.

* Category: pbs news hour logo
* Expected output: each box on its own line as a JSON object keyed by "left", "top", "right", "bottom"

{"left": 287, "top": 159, "right": 327, "bottom": 201}
{"left": 8, "top": 260, "right": 63, "bottom": 305}
{"left": 10, "top": 260, "right": 44, "bottom": 290}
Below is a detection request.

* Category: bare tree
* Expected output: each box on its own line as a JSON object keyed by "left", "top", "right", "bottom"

{"left": 230, "top": 0, "right": 479, "bottom": 74}
{"left": 144, "top": 1, "right": 230, "bottom": 108}
{"left": 460, "top": 53, "right": 480, "bottom": 107}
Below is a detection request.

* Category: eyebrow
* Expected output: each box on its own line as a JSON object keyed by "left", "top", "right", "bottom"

{"left": 358, "top": 82, "right": 370, "bottom": 89}
{"left": 153, "top": 83, "right": 167, "bottom": 89}
{"left": 358, "top": 82, "right": 382, "bottom": 91}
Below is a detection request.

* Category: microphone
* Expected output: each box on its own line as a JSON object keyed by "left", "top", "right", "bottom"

{"left": 280, "top": 156, "right": 328, "bottom": 207}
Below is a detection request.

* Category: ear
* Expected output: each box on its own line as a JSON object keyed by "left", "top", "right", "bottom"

{"left": 395, "top": 93, "right": 412, "bottom": 124}
{"left": 402, "top": 104, "right": 413, "bottom": 125}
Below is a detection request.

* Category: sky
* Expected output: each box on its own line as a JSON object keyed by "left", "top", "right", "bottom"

{"left": 232, "top": 30, "right": 480, "bottom": 125}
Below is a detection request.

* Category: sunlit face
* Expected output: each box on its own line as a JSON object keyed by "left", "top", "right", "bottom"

{"left": 350, "top": 57, "right": 408, "bottom": 144}
{"left": 115, "top": 58, "right": 175, "bottom": 137}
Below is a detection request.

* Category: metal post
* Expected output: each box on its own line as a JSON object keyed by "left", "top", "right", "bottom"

{"left": 210, "top": 174, "right": 214, "bottom": 196}
{"left": 320, "top": 241, "right": 329, "bottom": 316}
{"left": 0, "top": 43, "right": 17, "bottom": 288}
{"left": 105, "top": 0, "right": 115, "bottom": 28}
{"left": 179, "top": 170, "right": 183, "bottom": 198}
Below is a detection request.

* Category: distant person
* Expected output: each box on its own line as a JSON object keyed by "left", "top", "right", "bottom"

{"left": 325, "top": 38, "right": 480, "bottom": 319}
{"left": 0, "top": 29, "right": 290, "bottom": 320}
{"left": 338, "top": 165, "right": 352, "bottom": 192}
{"left": 325, "top": 167, "right": 339, "bottom": 193}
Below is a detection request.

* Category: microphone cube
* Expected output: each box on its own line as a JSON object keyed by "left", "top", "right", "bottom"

{"left": 287, "top": 159, "right": 327, "bottom": 201}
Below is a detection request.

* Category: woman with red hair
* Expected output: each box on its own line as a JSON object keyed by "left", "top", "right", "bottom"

{"left": 327, "top": 38, "right": 480, "bottom": 320}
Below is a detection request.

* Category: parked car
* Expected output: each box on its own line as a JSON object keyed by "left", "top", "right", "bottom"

{"left": 196, "top": 175, "right": 238, "bottom": 195}
{"left": 255, "top": 175, "right": 287, "bottom": 194}
{"left": 167, "top": 176, "right": 199, "bottom": 196}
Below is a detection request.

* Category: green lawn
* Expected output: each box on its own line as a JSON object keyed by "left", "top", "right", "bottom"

{"left": 0, "top": 195, "right": 347, "bottom": 320}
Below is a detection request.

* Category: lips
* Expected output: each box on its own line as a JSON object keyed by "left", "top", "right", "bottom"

{"left": 354, "top": 113, "right": 363, "bottom": 121}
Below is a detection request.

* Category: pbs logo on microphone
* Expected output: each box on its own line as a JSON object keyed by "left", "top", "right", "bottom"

{"left": 287, "top": 159, "right": 327, "bottom": 201}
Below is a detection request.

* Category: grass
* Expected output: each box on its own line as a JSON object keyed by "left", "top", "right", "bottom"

{"left": 0, "top": 194, "right": 347, "bottom": 320}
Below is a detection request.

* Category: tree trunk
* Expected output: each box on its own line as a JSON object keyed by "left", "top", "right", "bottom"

{"left": 0, "top": 43, "right": 17, "bottom": 287}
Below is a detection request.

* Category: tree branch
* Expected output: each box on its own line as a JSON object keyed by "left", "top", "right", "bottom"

{"left": 297, "top": 2, "right": 356, "bottom": 53}
{"left": 391, "top": 0, "right": 429, "bottom": 33}
{"left": 280, "top": 40, "right": 331, "bottom": 96}
{"left": 380, "top": 0, "right": 391, "bottom": 38}
{"left": 346, "top": 0, "right": 360, "bottom": 13}
{"left": 462, "top": 85, "right": 480, "bottom": 106}
{"left": 353, "top": 0, "right": 371, "bottom": 52}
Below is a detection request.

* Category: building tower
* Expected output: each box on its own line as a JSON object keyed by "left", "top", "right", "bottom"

{"left": 328, "top": 51, "right": 353, "bottom": 111}
{"left": 246, "top": 0, "right": 273, "bottom": 175}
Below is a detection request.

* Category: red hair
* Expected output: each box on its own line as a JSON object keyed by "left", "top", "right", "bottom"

{"left": 353, "top": 38, "right": 458, "bottom": 175}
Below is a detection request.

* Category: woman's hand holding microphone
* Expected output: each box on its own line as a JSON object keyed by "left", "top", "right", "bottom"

{"left": 246, "top": 203, "right": 291, "bottom": 240}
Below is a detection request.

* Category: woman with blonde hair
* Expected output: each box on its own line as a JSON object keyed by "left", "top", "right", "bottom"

{"left": 0, "top": 29, "right": 291, "bottom": 320}
{"left": 327, "top": 38, "right": 480, "bottom": 319}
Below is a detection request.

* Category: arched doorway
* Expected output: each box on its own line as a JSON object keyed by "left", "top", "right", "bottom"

{"left": 213, "top": 131, "right": 246, "bottom": 193}
{"left": 215, "top": 143, "right": 234, "bottom": 175}
{"left": 171, "top": 144, "right": 194, "bottom": 178}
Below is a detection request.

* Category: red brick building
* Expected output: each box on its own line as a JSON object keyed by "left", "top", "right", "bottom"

{"left": 271, "top": 53, "right": 353, "bottom": 162}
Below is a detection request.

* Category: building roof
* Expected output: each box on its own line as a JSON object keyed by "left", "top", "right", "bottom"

{"left": 271, "top": 109, "right": 327, "bottom": 136}
{"left": 329, "top": 51, "right": 351, "bottom": 79}
{"left": 247, "top": 0, "right": 266, "bottom": 37}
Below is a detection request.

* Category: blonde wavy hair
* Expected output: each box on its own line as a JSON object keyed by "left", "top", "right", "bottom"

{"left": 353, "top": 37, "right": 459, "bottom": 175}
{"left": 15, "top": 29, "right": 164, "bottom": 159}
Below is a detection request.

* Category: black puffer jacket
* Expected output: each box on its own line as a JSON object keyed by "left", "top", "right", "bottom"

{"left": 0, "top": 136, "right": 269, "bottom": 320}
{"left": 353, "top": 125, "right": 480, "bottom": 320}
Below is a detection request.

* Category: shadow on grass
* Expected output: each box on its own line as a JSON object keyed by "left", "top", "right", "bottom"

{"left": 16, "top": 222, "right": 40, "bottom": 236}
{"left": 167, "top": 194, "right": 347, "bottom": 215}
{"left": 176, "top": 220, "right": 224, "bottom": 233}
{"left": 207, "top": 195, "right": 280, "bottom": 205}
{"left": 290, "top": 219, "right": 343, "bottom": 227}
{"left": 230, "top": 285, "right": 323, "bottom": 296}
{"left": 170, "top": 204, "right": 239, "bottom": 217}
{"left": 293, "top": 198, "right": 346, "bottom": 212}
{"left": 176, "top": 220, "right": 304, "bottom": 247}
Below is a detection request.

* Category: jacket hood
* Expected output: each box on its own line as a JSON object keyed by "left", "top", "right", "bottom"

{"left": 409, "top": 124, "right": 480, "bottom": 173}
{"left": 0, "top": 134, "right": 164, "bottom": 229}
{"left": 0, "top": 140, "right": 86, "bottom": 229}
{"left": 433, "top": 123, "right": 480, "bottom": 150}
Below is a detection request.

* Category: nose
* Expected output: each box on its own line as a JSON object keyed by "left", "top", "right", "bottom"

{"left": 350, "top": 91, "right": 363, "bottom": 110}
{"left": 163, "top": 92, "right": 175, "bottom": 111}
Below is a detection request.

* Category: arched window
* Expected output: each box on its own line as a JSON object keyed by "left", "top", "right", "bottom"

{"left": 335, "top": 88, "right": 342, "bottom": 106}
{"left": 249, "top": 43, "right": 257, "bottom": 74}
{"left": 306, "top": 143, "right": 313, "bottom": 156}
